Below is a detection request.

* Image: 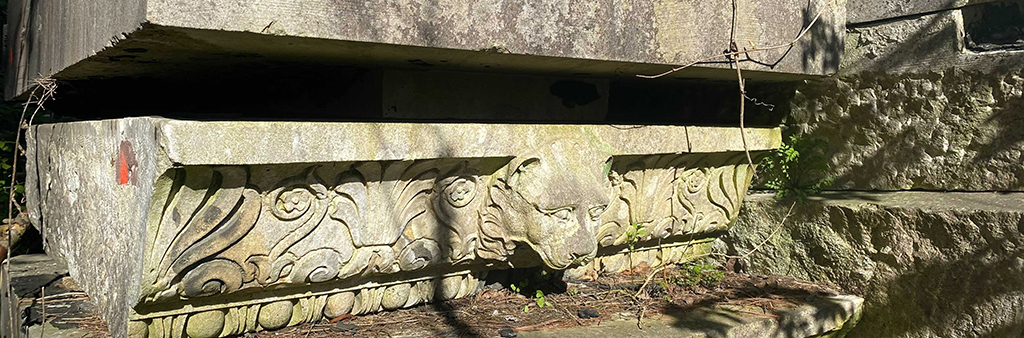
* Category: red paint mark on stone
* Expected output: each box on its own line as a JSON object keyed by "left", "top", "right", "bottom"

{"left": 116, "top": 141, "right": 137, "bottom": 185}
{"left": 118, "top": 151, "right": 129, "bottom": 184}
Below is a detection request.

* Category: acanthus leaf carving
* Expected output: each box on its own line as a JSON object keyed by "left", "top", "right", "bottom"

{"left": 144, "top": 166, "right": 261, "bottom": 301}
{"left": 142, "top": 150, "right": 757, "bottom": 307}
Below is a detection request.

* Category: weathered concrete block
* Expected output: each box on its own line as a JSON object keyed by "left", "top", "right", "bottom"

{"left": 4, "top": 0, "right": 846, "bottom": 99}
{"left": 26, "top": 118, "right": 779, "bottom": 337}
{"left": 720, "top": 192, "right": 1024, "bottom": 338}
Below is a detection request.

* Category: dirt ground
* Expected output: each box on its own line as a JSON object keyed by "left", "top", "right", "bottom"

{"left": 246, "top": 261, "right": 842, "bottom": 338}
{"left": 37, "top": 261, "right": 842, "bottom": 338}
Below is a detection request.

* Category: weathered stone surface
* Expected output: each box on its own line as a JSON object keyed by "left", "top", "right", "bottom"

{"left": 718, "top": 192, "right": 1024, "bottom": 338}
{"left": 154, "top": 121, "right": 779, "bottom": 165}
{"left": 775, "top": 10, "right": 1024, "bottom": 191}
{"left": 323, "top": 292, "right": 355, "bottom": 318}
{"left": 24, "top": 119, "right": 161, "bottom": 338}
{"left": 1, "top": 254, "right": 92, "bottom": 338}
{"left": 837, "top": 9, "right": 1024, "bottom": 76}
{"left": 520, "top": 295, "right": 863, "bottom": 338}
{"left": 184, "top": 310, "right": 225, "bottom": 338}
{"left": 4, "top": 0, "right": 846, "bottom": 99}
{"left": 846, "top": 0, "right": 981, "bottom": 24}
{"left": 26, "top": 118, "right": 779, "bottom": 337}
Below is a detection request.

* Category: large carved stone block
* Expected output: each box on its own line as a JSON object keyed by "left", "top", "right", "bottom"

{"left": 25, "top": 118, "right": 780, "bottom": 338}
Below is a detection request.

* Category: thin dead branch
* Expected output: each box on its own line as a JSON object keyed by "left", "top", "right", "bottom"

{"left": 4, "top": 78, "right": 56, "bottom": 338}
{"left": 634, "top": 265, "right": 668, "bottom": 299}
{"left": 693, "top": 201, "right": 798, "bottom": 261}
{"left": 734, "top": 201, "right": 798, "bottom": 260}
{"left": 636, "top": 1, "right": 834, "bottom": 79}
{"left": 7, "top": 77, "right": 57, "bottom": 233}
{"left": 732, "top": 44, "right": 756, "bottom": 178}
{"left": 635, "top": 1, "right": 833, "bottom": 176}
{"left": 40, "top": 286, "right": 46, "bottom": 338}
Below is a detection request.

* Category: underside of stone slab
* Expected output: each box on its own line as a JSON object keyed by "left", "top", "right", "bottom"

{"left": 3, "top": 0, "right": 846, "bottom": 99}
{"left": 25, "top": 118, "right": 779, "bottom": 338}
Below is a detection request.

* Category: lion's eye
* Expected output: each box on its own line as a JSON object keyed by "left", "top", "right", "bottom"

{"left": 552, "top": 208, "right": 572, "bottom": 222}
{"left": 589, "top": 206, "right": 606, "bottom": 221}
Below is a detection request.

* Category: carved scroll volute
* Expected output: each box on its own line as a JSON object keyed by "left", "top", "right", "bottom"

{"left": 143, "top": 167, "right": 261, "bottom": 301}
{"left": 241, "top": 167, "right": 333, "bottom": 286}
{"left": 599, "top": 156, "right": 681, "bottom": 246}
{"left": 477, "top": 174, "right": 518, "bottom": 261}
{"left": 329, "top": 161, "right": 443, "bottom": 278}
{"left": 674, "top": 153, "right": 753, "bottom": 235}
{"left": 597, "top": 170, "right": 629, "bottom": 247}
{"left": 331, "top": 161, "right": 437, "bottom": 247}
{"left": 431, "top": 161, "right": 485, "bottom": 264}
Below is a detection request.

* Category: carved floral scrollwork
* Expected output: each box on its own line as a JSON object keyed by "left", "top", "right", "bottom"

{"left": 598, "top": 153, "right": 755, "bottom": 248}
{"left": 141, "top": 149, "right": 756, "bottom": 308}
{"left": 134, "top": 141, "right": 769, "bottom": 338}
{"left": 142, "top": 159, "right": 494, "bottom": 303}
{"left": 430, "top": 161, "right": 488, "bottom": 264}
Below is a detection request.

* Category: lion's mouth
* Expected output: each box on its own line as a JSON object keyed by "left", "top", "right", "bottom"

{"left": 539, "top": 249, "right": 594, "bottom": 270}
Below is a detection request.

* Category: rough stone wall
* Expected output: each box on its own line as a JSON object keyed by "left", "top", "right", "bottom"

{"left": 722, "top": 3, "right": 1024, "bottom": 338}
{"left": 777, "top": 10, "right": 1024, "bottom": 191}
{"left": 785, "top": 67, "right": 1024, "bottom": 191}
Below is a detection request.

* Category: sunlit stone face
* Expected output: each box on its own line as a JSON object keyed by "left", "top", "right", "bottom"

{"left": 499, "top": 139, "right": 610, "bottom": 270}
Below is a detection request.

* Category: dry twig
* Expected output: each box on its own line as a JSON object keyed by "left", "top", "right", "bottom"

{"left": 730, "top": 201, "right": 797, "bottom": 260}
{"left": 692, "top": 201, "right": 797, "bottom": 262}
{"left": 40, "top": 286, "right": 45, "bottom": 338}
{"left": 636, "top": 1, "right": 834, "bottom": 79}
{"left": 636, "top": 1, "right": 834, "bottom": 175}
{"left": 35, "top": 291, "right": 88, "bottom": 302}
{"left": 634, "top": 265, "right": 668, "bottom": 299}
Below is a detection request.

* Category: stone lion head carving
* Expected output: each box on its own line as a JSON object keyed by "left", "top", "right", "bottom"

{"left": 479, "top": 139, "right": 610, "bottom": 270}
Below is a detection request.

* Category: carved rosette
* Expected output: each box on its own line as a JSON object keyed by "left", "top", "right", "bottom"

{"left": 134, "top": 149, "right": 761, "bottom": 338}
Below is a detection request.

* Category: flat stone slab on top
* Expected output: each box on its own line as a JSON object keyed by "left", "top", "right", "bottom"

{"left": 25, "top": 118, "right": 780, "bottom": 338}
{"left": 4, "top": 0, "right": 845, "bottom": 98}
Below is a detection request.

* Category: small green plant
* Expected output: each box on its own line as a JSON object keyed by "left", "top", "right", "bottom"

{"left": 625, "top": 222, "right": 646, "bottom": 251}
{"left": 508, "top": 268, "right": 557, "bottom": 312}
{"left": 759, "top": 135, "right": 833, "bottom": 199}
{"left": 0, "top": 141, "right": 24, "bottom": 209}
{"left": 672, "top": 262, "right": 725, "bottom": 289}
{"left": 625, "top": 222, "right": 647, "bottom": 269}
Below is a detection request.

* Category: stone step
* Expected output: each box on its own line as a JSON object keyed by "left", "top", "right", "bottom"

{"left": 519, "top": 295, "right": 864, "bottom": 338}
{"left": 720, "top": 191, "right": 1024, "bottom": 338}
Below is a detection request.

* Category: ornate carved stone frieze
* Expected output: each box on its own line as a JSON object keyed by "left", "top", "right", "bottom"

{"left": 126, "top": 150, "right": 757, "bottom": 338}
{"left": 26, "top": 119, "right": 779, "bottom": 338}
